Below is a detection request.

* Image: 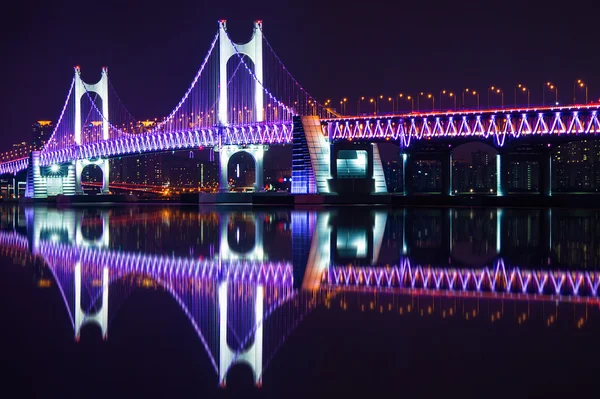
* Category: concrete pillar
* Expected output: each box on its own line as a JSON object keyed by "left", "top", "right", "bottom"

{"left": 539, "top": 152, "right": 552, "bottom": 196}
{"left": 496, "top": 153, "right": 509, "bottom": 197}
{"left": 402, "top": 152, "right": 413, "bottom": 196}
{"left": 255, "top": 156, "right": 263, "bottom": 192}
{"left": 219, "top": 150, "right": 230, "bottom": 192}
{"left": 75, "top": 160, "right": 84, "bottom": 195}
{"left": 441, "top": 151, "right": 453, "bottom": 196}
{"left": 100, "top": 159, "right": 110, "bottom": 194}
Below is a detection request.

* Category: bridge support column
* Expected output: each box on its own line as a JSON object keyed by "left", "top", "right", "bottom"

{"left": 218, "top": 145, "right": 266, "bottom": 192}
{"left": 402, "top": 152, "right": 413, "bottom": 196}
{"left": 441, "top": 151, "right": 453, "bottom": 196}
{"left": 75, "top": 160, "right": 84, "bottom": 195}
{"left": 496, "top": 154, "right": 508, "bottom": 197}
{"left": 539, "top": 151, "right": 552, "bottom": 197}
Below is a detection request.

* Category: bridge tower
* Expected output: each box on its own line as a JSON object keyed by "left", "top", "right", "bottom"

{"left": 25, "top": 67, "right": 110, "bottom": 198}
{"left": 218, "top": 281, "right": 264, "bottom": 386}
{"left": 74, "top": 66, "right": 110, "bottom": 195}
{"left": 216, "top": 20, "right": 266, "bottom": 192}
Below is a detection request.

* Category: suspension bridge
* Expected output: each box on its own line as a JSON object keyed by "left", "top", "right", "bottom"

{"left": 1, "top": 20, "right": 599, "bottom": 198}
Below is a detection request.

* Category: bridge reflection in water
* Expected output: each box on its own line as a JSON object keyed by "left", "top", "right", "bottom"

{"left": 0, "top": 205, "right": 599, "bottom": 388}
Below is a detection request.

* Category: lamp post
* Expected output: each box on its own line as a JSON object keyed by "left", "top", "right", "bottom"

{"left": 514, "top": 84, "right": 530, "bottom": 107}
{"left": 399, "top": 94, "right": 414, "bottom": 113}
{"left": 440, "top": 90, "right": 456, "bottom": 111}
{"left": 462, "top": 89, "right": 479, "bottom": 110}
{"left": 418, "top": 92, "right": 434, "bottom": 112}
{"left": 369, "top": 98, "right": 377, "bottom": 115}
{"left": 387, "top": 97, "right": 395, "bottom": 114}
{"left": 544, "top": 82, "right": 558, "bottom": 105}
{"left": 489, "top": 86, "right": 504, "bottom": 108}
{"left": 574, "top": 80, "right": 588, "bottom": 104}
{"left": 357, "top": 96, "right": 365, "bottom": 114}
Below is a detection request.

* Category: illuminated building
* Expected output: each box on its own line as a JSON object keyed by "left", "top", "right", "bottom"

{"left": 32, "top": 120, "right": 53, "bottom": 150}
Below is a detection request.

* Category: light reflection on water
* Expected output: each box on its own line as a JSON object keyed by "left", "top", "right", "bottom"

{"left": 1, "top": 205, "right": 599, "bottom": 396}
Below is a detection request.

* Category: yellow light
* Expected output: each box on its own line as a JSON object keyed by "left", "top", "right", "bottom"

{"left": 550, "top": 85, "right": 554, "bottom": 89}
{"left": 399, "top": 93, "right": 403, "bottom": 97}
{"left": 522, "top": 87, "right": 526, "bottom": 92}
{"left": 518, "top": 84, "right": 522, "bottom": 88}
{"left": 497, "top": 89, "right": 500, "bottom": 93}
{"left": 407, "top": 96, "right": 411, "bottom": 100}
{"left": 420, "top": 92, "right": 424, "bottom": 95}
{"left": 427, "top": 94, "right": 432, "bottom": 98}
{"left": 578, "top": 79, "right": 582, "bottom": 83}
{"left": 442, "top": 90, "right": 446, "bottom": 94}
{"left": 449, "top": 93, "right": 453, "bottom": 96}
{"left": 472, "top": 91, "right": 476, "bottom": 94}
{"left": 370, "top": 98, "right": 374, "bottom": 102}
{"left": 388, "top": 97, "right": 392, "bottom": 101}
{"left": 580, "top": 83, "right": 584, "bottom": 87}
{"left": 490, "top": 86, "right": 495, "bottom": 90}
{"left": 361, "top": 96, "right": 365, "bottom": 100}
{"left": 465, "top": 88, "right": 469, "bottom": 91}
{"left": 379, "top": 95, "right": 383, "bottom": 99}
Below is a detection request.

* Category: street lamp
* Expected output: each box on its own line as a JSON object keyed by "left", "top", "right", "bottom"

{"left": 418, "top": 92, "right": 434, "bottom": 112}
{"left": 369, "top": 98, "right": 377, "bottom": 115}
{"left": 387, "top": 97, "right": 394, "bottom": 114}
{"left": 357, "top": 96, "right": 365, "bottom": 114}
{"left": 462, "top": 89, "right": 479, "bottom": 110}
{"left": 574, "top": 80, "right": 588, "bottom": 104}
{"left": 440, "top": 90, "right": 456, "bottom": 111}
{"left": 399, "top": 93, "right": 414, "bottom": 112}
{"left": 544, "top": 82, "right": 558, "bottom": 105}
{"left": 488, "top": 86, "right": 504, "bottom": 108}
{"left": 514, "top": 84, "right": 530, "bottom": 107}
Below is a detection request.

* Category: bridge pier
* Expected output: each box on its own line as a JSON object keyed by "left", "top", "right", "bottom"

{"left": 218, "top": 145, "right": 266, "bottom": 192}
{"left": 75, "top": 159, "right": 110, "bottom": 195}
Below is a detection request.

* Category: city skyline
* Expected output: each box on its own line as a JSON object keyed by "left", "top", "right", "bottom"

{"left": 2, "top": 0, "right": 599, "bottom": 151}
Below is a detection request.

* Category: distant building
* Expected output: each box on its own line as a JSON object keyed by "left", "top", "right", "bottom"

{"left": 383, "top": 161, "right": 402, "bottom": 193}
{"left": 32, "top": 120, "right": 53, "bottom": 150}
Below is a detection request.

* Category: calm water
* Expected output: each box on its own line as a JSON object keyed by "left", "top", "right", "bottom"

{"left": 1, "top": 205, "right": 599, "bottom": 398}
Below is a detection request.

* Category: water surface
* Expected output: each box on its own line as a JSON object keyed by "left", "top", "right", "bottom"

{"left": 1, "top": 205, "right": 598, "bottom": 398}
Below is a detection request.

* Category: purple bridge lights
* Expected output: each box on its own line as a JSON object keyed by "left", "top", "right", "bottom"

{"left": 1, "top": 20, "right": 600, "bottom": 197}
{"left": 0, "top": 20, "right": 333, "bottom": 198}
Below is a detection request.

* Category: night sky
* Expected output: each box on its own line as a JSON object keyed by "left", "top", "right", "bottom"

{"left": 2, "top": 0, "right": 599, "bottom": 159}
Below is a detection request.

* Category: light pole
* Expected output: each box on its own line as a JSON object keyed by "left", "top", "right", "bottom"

{"left": 463, "top": 89, "right": 479, "bottom": 110}
{"left": 574, "top": 80, "right": 588, "bottom": 104}
{"left": 489, "top": 86, "right": 504, "bottom": 108}
{"left": 440, "top": 90, "right": 456, "bottom": 111}
{"left": 514, "top": 84, "right": 530, "bottom": 107}
{"left": 399, "top": 94, "right": 414, "bottom": 113}
{"left": 544, "top": 82, "right": 558, "bottom": 105}
{"left": 369, "top": 98, "right": 377, "bottom": 115}
{"left": 387, "top": 97, "right": 395, "bottom": 114}
{"left": 418, "top": 92, "right": 434, "bottom": 112}
{"left": 357, "top": 96, "right": 365, "bottom": 114}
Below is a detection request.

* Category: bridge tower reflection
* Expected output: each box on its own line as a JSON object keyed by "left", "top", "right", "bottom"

{"left": 220, "top": 212, "right": 264, "bottom": 261}
{"left": 218, "top": 281, "right": 263, "bottom": 387}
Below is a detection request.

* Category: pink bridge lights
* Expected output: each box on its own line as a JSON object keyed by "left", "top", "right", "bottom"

{"left": 323, "top": 104, "right": 600, "bottom": 147}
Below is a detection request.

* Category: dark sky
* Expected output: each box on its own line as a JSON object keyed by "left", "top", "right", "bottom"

{"left": 1, "top": 0, "right": 598, "bottom": 155}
